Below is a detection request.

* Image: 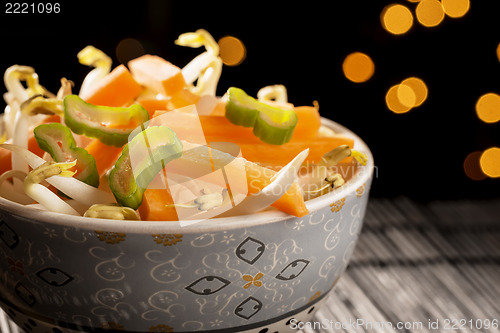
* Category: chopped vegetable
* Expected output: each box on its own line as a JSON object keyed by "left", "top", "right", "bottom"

{"left": 175, "top": 29, "right": 222, "bottom": 96}
{"left": 63, "top": 94, "right": 150, "bottom": 147}
{"left": 4, "top": 65, "right": 48, "bottom": 190}
{"left": 163, "top": 140, "right": 309, "bottom": 217}
{"left": 205, "top": 136, "right": 354, "bottom": 168}
{"left": 225, "top": 87, "right": 298, "bottom": 145}
{"left": 77, "top": 46, "right": 112, "bottom": 98}
{"left": 0, "top": 144, "right": 115, "bottom": 206}
{"left": 0, "top": 115, "right": 60, "bottom": 176}
{"left": 167, "top": 89, "right": 200, "bottom": 110}
{"left": 23, "top": 160, "right": 80, "bottom": 216}
{"left": 138, "top": 188, "right": 178, "bottom": 221}
{"left": 257, "top": 84, "right": 291, "bottom": 107}
{"left": 292, "top": 105, "right": 322, "bottom": 139}
{"left": 153, "top": 104, "right": 320, "bottom": 144}
{"left": 299, "top": 145, "right": 367, "bottom": 199}
{"left": 138, "top": 98, "right": 169, "bottom": 118}
{"left": 0, "top": 29, "right": 370, "bottom": 222}
{"left": 219, "top": 149, "right": 309, "bottom": 217}
{"left": 109, "top": 126, "right": 183, "bottom": 209}
{"left": 84, "top": 139, "right": 123, "bottom": 177}
{"left": 0, "top": 170, "right": 32, "bottom": 204}
{"left": 84, "top": 203, "right": 140, "bottom": 220}
{"left": 81, "top": 64, "right": 143, "bottom": 107}
{"left": 168, "top": 189, "right": 229, "bottom": 211}
{"left": 20, "top": 94, "right": 64, "bottom": 117}
{"left": 34, "top": 123, "right": 100, "bottom": 187}
{"left": 128, "top": 55, "right": 186, "bottom": 97}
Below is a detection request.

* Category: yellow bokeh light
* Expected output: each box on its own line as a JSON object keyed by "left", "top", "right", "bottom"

{"left": 218, "top": 36, "right": 247, "bottom": 66}
{"left": 397, "top": 84, "right": 417, "bottom": 108}
{"left": 480, "top": 147, "right": 500, "bottom": 178}
{"left": 381, "top": 4, "right": 414, "bottom": 35}
{"left": 442, "top": 0, "right": 470, "bottom": 18}
{"left": 416, "top": 0, "right": 445, "bottom": 27}
{"left": 386, "top": 84, "right": 412, "bottom": 113}
{"left": 401, "top": 77, "right": 428, "bottom": 107}
{"left": 463, "top": 151, "right": 487, "bottom": 181}
{"left": 387, "top": 77, "right": 428, "bottom": 113}
{"left": 342, "top": 52, "right": 375, "bottom": 83}
{"left": 476, "top": 93, "right": 500, "bottom": 123}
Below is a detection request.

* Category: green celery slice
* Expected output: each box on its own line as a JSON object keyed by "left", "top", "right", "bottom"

{"left": 34, "top": 123, "right": 99, "bottom": 188}
{"left": 63, "top": 95, "right": 149, "bottom": 147}
{"left": 225, "top": 87, "right": 298, "bottom": 145}
{"left": 109, "top": 126, "right": 183, "bottom": 209}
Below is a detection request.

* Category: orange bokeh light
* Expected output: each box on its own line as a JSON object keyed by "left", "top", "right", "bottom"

{"left": 342, "top": 52, "right": 375, "bottom": 83}
{"left": 381, "top": 4, "right": 414, "bottom": 35}
{"left": 442, "top": 0, "right": 470, "bottom": 18}
{"left": 218, "top": 36, "right": 247, "bottom": 66}
{"left": 480, "top": 147, "right": 500, "bottom": 178}
{"left": 386, "top": 77, "right": 428, "bottom": 113}
{"left": 476, "top": 93, "right": 500, "bottom": 123}
{"left": 463, "top": 151, "right": 487, "bottom": 181}
{"left": 416, "top": 0, "right": 445, "bottom": 27}
{"left": 386, "top": 84, "right": 412, "bottom": 113}
{"left": 401, "top": 77, "right": 428, "bottom": 107}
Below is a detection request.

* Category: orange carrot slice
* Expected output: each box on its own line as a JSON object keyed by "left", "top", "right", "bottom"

{"left": 138, "top": 99, "right": 169, "bottom": 118}
{"left": 154, "top": 104, "right": 321, "bottom": 143}
{"left": 84, "top": 139, "right": 123, "bottom": 177}
{"left": 167, "top": 89, "right": 200, "bottom": 110}
{"left": 82, "top": 64, "right": 143, "bottom": 107}
{"left": 128, "top": 55, "right": 186, "bottom": 97}
{"left": 0, "top": 148, "right": 12, "bottom": 176}
{"left": 209, "top": 100, "right": 226, "bottom": 116}
{"left": 292, "top": 105, "right": 321, "bottom": 139}
{"left": 138, "top": 188, "right": 178, "bottom": 221}
{"left": 244, "top": 161, "right": 309, "bottom": 217}
{"left": 165, "top": 141, "right": 309, "bottom": 218}
{"left": 205, "top": 136, "right": 354, "bottom": 168}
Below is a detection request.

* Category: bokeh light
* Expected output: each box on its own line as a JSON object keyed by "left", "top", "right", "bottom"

{"left": 218, "top": 36, "right": 247, "bottom": 66}
{"left": 416, "top": 0, "right": 445, "bottom": 27}
{"left": 480, "top": 147, "right": 500, "bottom": 178}
{"left": 476, "top": 93, "right": 500, "bottom": 123}
{"left": 386, "top": 84, "right": 412, "bottom": 113}
{"left": 496, "top": 42, "right": 500, "bottom": 64}
{"left": 381, "top": 4, "right": 414, "bottom": 35}
{"left": 397, "top": 84, "right": 417, "bottom": 108}
{"left": 442, "top": 0, "right": 470, "bottom": 18}
{"left": 463, "top": 151, "right": 487, "bottom": 180}
{"left": 116, "top": 38, "right": 145, "bottom": 64}
{"left": 342, "top": 52, "right": 375, "bottom": 83}
{"left": 401, "top": 77, "right": 428, "bottom": 107}
{"left": 386, "top": 77, "right": 428, "bottom": 113}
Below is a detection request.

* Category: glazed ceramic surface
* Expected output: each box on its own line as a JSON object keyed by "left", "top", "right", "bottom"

{"left": 0, "top": 119, "right": 373, "bottom": 333}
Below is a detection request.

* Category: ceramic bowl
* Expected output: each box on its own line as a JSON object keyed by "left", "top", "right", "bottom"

{"left": 0, "top": 118, "right": 373, "bottom": 333}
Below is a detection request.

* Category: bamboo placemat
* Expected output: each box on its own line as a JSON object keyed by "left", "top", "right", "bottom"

{"left": 307, "top": 197, "right": 500, "bottom": 333}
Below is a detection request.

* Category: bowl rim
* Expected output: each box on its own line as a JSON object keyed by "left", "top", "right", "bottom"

{"left": 0, "top": 118, "right": 374, "bottom": 234}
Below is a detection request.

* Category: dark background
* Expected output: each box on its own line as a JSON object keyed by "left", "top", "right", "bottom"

{"left": 1, "top": 0, "right": 499, "bottom": 202}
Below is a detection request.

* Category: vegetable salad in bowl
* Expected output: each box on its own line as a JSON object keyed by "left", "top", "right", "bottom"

{"left": 0, "top": 30, "right": 374, "bottom": 333}
{"left": 0, "top": 29, "right": 368, "bottom": 223}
